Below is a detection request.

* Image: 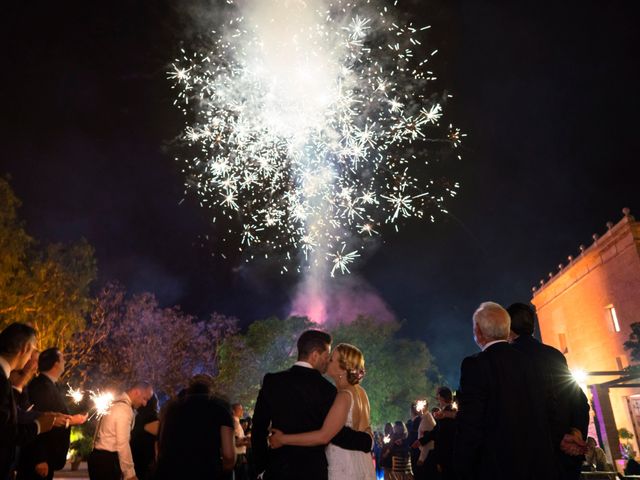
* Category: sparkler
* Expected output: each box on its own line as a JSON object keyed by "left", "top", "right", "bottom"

{"left": 170, "top": 0, "right": 462, "bottom": 273}
{"left": 415, "top": 399, "right": 427, "bottom": 414}
{"left": 383, "top": 434, "right": 391, "bottom": 444}
{"left": 89, "top": 390, "right": 114, "bottom": 420}
{"left": 66, "top": 385, "right": 84, "bottom": 405}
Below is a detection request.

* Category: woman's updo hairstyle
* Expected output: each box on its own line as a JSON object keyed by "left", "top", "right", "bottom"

{"left": 334, "top": 343, "right": 366, "bottom": 385}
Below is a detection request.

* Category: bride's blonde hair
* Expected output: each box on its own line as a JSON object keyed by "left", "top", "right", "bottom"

{"left": 334, "top": 343, "right": 366, "bottom": 385}
{"left": 334, "top": 343, "right": 371, "bottom": 432}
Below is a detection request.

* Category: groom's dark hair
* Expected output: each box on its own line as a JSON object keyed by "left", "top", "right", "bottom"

{"left": 297, "top": 329, "right": 332, "bottom": 360}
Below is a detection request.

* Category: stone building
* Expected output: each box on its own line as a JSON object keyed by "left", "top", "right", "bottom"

{"left": 531, "top": 208, "right": 640, "bottom": 469}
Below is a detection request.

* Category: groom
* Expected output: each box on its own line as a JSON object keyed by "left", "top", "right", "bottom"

{"left": 252, "top": 329, "right": 372, "bottom": 480}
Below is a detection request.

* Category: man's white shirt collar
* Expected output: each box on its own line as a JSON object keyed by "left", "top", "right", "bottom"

{"left": 0, "top": 356, "right": 11, "bottom": 379}
{"left": 293, "top": 361, "right": 314, "bottom": 369}
{"left": 482, "top": 339, "right": 508, "bottom": 351}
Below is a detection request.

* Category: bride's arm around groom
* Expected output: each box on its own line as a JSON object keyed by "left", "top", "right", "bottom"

{"left": 251, "top": 331, "right": 372, "bottom": 480}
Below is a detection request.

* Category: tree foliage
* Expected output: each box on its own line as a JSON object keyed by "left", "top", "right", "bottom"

{"left": 0, "top": 178, "right": 96, "bottom": 349}
{"left": 624, "top": 323, "right": 640, "bottom": 363}
{"left": 67, "top": 283, "right": 239, "bottom": 396}
{"left": 331, "top": 316, "right": 438, "bottom": 427}
{"left": 215, "top": 316, "right": 313, "bottom": 406}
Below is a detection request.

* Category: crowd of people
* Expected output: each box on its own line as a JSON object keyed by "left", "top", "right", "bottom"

{"left": 0, "top": 300, "right": 631, "bottom": 480}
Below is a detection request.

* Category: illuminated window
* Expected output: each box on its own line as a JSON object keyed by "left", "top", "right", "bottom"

{"left": 606, "top": 305, "right": 621, "bottom": 333}
{"left": 559, "top": 333, "right": 568, "bottom": 354}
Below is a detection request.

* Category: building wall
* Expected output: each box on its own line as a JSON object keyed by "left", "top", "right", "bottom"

{"left": 532, "top": 212, "right": 640, "bottom": 463}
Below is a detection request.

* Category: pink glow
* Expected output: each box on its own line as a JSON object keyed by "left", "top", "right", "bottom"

{"left": 290, "top": 274, "right": 396, "bottom": 326}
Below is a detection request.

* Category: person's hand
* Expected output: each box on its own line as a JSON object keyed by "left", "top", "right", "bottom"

{"left": 411, "top": 440, "right": 421, "bottom": 449}
{"left": 268, "top": 428, "right": 285, "bottom": 449}
{"left": 69, "top": 413, "right": 89, "bottom": 426}
{"left": 560, "top": 428, "right": 586, "bottom": 456}
{"left": 47, "top": 412, "right": 72, "bottom": 428}
{"left": 34, "top": 462, "right": 48, "bottom": 478}
{"left": 37, "top": 413, "right": 56, "bottom": 433}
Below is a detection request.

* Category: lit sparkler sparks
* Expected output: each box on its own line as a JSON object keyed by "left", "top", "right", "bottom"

{"left": 383, "top": 434, "right": 391, "bottom": 444}
{"left": 416, "top": 399, "right": 427, "bottom": 413}
{"left": 66, "top": 385, "right": 84, "bottom": 405}
{"left": 89, "top": 390, "right": 114, "bottom": 420}
{"left": 170, "top": 0, "right": 463, "bottom": 273}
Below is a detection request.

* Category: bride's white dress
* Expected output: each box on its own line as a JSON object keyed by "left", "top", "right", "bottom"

{"left": 325, "top": 390, "right": 376, "bottom": 480}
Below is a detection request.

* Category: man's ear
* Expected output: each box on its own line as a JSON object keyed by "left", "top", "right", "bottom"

{"left": 473, "top": 323, "right": 483, "bottom": 342}
{"left": 19, "top": 341, "right": 30, "bottom": 356}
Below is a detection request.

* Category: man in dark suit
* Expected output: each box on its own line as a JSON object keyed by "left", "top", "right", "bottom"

{"left": 406, "top": 402, "right": 422, "bottom": 473}
{"left": 507, "top": 302, "right": 590, "bottom": 480}
{"left": 0, "top": 323, "right": 56, "bottom": 480}
{"left": 155, "top": 376, "right": 235, "bottom": 479}
{"left": 17, "top": 348, "right": 87, "bottom": 480}
{"left": 252, "top": 329, "right": 372, "bottom": 480}
{"left": 454, "top": 302, "right": 559, "bottom": 480}
{"left": 413, "top": 386, "right": 457, "bottom": 480}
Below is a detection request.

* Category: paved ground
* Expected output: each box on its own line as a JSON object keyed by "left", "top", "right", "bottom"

{"left": 53, "top": 463, "right": 89, "bottom": 479}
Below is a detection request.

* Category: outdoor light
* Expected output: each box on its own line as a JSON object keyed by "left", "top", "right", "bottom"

{"left": 572, "top": 369, "right": 588, "bottom": 384}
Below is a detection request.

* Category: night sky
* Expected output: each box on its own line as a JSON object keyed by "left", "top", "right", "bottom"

{"left": 4, "top": 1, "right": 639, "bottom": 385}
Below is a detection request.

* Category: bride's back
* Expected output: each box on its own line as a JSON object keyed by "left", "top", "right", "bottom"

{"left": 347, "top": 384, "right": 371, "bottom": 433}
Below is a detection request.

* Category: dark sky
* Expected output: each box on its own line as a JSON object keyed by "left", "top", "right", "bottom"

{"left": 4, "top": 1, "right": 639, "bottom": 384}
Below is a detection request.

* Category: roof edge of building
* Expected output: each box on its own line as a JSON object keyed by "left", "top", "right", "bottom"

{"left": 531, "top": 208, "right": 637, "bottom": 299}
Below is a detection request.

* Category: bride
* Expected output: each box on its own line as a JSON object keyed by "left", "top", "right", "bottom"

{"left": 269, "top": 343, "right": 376, "bottom": 480}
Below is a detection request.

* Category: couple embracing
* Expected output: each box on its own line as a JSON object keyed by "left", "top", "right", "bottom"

{"left": 252, "top": 330, "right": 376, "bottom": 480}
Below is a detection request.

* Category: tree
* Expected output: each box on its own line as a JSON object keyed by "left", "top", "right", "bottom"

{"left": 215, "top": 316, "right": 313, "bottom": 406}
{"left": 67, "top": 283, "right": 239, "bottom": 397}
{"left": 331, "top": 316, "right": 439, "bottom": 428}
{"left": 624, "top": 323, "right": 640, "bottom": 362}
{"left": 0, "top": 178, "right": 96, "bottom": 349}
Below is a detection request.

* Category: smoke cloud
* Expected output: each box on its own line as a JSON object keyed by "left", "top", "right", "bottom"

{"left": 290, "top": 272, "right": 396, "bottom": 326}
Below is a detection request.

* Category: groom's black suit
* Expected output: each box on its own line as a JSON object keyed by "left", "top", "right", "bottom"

{"left": 252, "top": 365, "right": 372, "bottom": 480}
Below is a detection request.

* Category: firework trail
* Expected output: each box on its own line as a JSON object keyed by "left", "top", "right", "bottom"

{"left": 170, "top": 0, "right": 462, "bottom": 277}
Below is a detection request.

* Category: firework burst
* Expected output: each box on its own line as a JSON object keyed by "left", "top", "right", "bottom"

{"left": 170, "top": 0, "right": 463, "bottom": 273}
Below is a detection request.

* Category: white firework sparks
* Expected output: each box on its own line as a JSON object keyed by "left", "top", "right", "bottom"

{"left": 66, "top": 385, "right": 84, "bottom": 405}
{"left": 329, "top": 245, "right": 360, "bottom": 277}
{"left": 170, "top": 0, "right": 462, "bottom": 274}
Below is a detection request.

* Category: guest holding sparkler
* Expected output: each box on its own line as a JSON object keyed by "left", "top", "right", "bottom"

{"left": 414, "top": 401, "right": 436, "bottom": 480}
{"left": 17, "top": 348, "right": 87, "bottom": 480}
{"left": 381, "top": 421, "right": 413, "bottom": 480}
{"left": 0, "top": 323, "right": 59, "bottom": 480}
{"left": 380, "top": 423, "right": 394, "bottom": 478}
{"left": 88, "top": 381, "right": 154, "bottom": 480}
{"left": 411, "top": 387, "right": 456, "bottom": 480}
{"left": 406, "top": 403, "right": 421, "bottom": 476}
